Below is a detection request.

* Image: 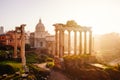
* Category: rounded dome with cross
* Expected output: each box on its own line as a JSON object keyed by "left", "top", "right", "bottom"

{"left": 35, "top": 19, "right": 45, "bottom": 32}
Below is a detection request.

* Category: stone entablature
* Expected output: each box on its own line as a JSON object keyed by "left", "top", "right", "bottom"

{"left": 54, "top": 24, "right": 91, "bottom": 32}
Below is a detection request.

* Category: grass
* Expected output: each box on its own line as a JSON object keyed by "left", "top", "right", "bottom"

{"left": 0, "top": 61, "right": 23, "bottom": 73}
{"left": 28, "top": 64, "right": 43, "bottom": 71}
{"left": 46, "top": 62, "right": 54, "bottom": 68}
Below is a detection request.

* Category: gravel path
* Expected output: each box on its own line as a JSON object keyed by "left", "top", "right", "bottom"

{"left": 34, "top": 63, "right": 71, "bottom": 80}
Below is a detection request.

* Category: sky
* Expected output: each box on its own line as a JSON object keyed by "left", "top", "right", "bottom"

{"left": 0, "top": 0, "right": 120, "bottom": 35}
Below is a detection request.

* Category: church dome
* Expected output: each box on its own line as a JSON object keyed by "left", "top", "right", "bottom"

{"left": 35, "top": 19, "right": 45, "bottom": 32}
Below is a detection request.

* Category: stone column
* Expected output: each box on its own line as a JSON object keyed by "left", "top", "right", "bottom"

{"left": 52, "top": 42, "right": 55, "bottom": 55}
{"left": 20, "top": 24, "right": 26, "bottom": 68}
{"left": 59, "top": 30, "right": 62, "bottom": 57}
{"left": 89, "top": 31, "right": 92, "bottom": 54}
{"left": 84, "top": 31, "right": 87, "bottom": 54}
{"left": 68, "top": 30, "right": 71, "bottom": 55}
{"left": 74, "top": 31, "right": 77, "bottom": 55}
{"left": 61, "top": 30, "right": 64, "bottom": 56}
{"left": 55, "top": 29, "right": 58, "bottom": 56}
{"left": 14, "top": 31, "right": 17, "bottom": 58}
{"left": 79, "top": 31, "right": 82, "bottom": 54}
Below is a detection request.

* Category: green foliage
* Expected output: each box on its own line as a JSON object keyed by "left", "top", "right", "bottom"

{"left": 38, "top": 54, "right": 50, "bottom": 63}
{"left": 46, "top": 62, "right": 54, "bottom": 68}
{"left": 6, "top": 62, "right": 23, "bottom": 72}
{"left": 0, "top": 43, "right": 14, "bottom": 60}
{"left": 28, "top": 64, "right": 49, "bottom": 79}
{"left": 46, "top": 58, "right": 55, "bottom": 68}
{"left": 28, "top": 64, "right": 43, "bottom": 72}
{"left": 45, "top": 57, "right": 54, "bottom": 68}
{"left": 0, "top": 49, "right": 13, "bottom": 61}
{"left": 0, "top": 44, "right": 13, "bottom": 50}
{"left": 0, "top": 50, "right": 6, "bottom": 56}
{"left": 8, "top": 50, "right": 14, "bottom": 54}
{"left": 0, "top": 61, "right": 23, "bottom": 75}
{"left": 26, "top": 50, "right": 54, "bottom": 63}
{"left": 26, "top": 52, "right": 39, "bottom": 63}
{"left": 45, "top": 57, "right": 54, "bottom": 62}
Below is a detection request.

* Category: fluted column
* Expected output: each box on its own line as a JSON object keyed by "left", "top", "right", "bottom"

{"left": 79, "top": 31, "right": 82, "bottom": 54}
{"left": 74, "top": 31, "right": 77, "bottom": 55}
{"left": 68, "top": 30, "right": 71, "bottom": 55}
{"left": 89, "top": 31, "right": 92, "bottom": 54}
{"left": 84, "top": 31, "right": 87, "bottom": 54}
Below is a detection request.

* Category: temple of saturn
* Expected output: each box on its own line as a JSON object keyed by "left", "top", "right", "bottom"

{"left": 53, "top": 20, "right": 92, "bottom": 57}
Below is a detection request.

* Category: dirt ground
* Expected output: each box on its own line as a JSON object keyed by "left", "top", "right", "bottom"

{"left": 48, "top": 70, "right": 71, "bottom": 80}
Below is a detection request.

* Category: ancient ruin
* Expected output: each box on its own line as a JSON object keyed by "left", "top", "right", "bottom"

{"left": 53, "top": 20, "right": 92, "bottom": 57}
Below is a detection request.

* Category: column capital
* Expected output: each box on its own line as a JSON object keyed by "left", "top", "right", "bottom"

{"left": 55, "top": 29, "right": 59, "bottom": 32}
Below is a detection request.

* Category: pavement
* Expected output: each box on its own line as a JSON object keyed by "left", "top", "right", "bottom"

{"left": 34, "top": 63, "right": 50, "bottom": 71}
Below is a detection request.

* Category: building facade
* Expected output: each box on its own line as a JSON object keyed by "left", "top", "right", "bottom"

{"left": 30, "top": 19, "right": 55, "bottom": 54}
{"left": 0, "top": 26, "right": 4, "bottom": 34}
{"left": 0, "top": 19, "right": 55, "bottom": 55}
{"left": 0, "top": 27, "right": 28, "bottom": 48}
